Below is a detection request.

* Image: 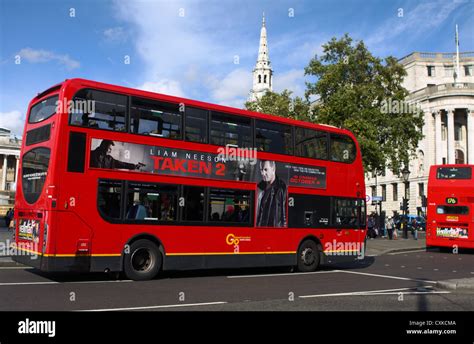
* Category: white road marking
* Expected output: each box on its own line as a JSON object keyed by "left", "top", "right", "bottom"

{"left": 83, "top": 301, "right": 228, "bottom": 312}
{"left": 333, "top": 270, "right": 437, "bottom": 284}
{"left": 300, "top": 287, "right": 449, "bottom": 298}
{"left": 0, "top": 280, "right": 133, "bottom": 286}
{"left": 0, "top": 281, "right": 58, "bottom": 286}
{"left": 227, "top": 271, "right": 339, "bottom": 278}
{"left": 388, "top": 249, "right": 426, "bottom": 255}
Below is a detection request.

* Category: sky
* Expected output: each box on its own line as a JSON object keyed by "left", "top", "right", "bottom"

{"left": 0, "top": 0, "right": 473, "bottom": 136}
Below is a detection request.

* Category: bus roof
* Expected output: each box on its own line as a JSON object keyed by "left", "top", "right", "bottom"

{"left": 52, "top": 78, "right": 357, "bottom": 141}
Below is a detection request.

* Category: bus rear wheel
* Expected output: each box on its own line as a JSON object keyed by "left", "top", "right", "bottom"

{"left": 124, "top": 239, "right": 162, "bottom": 281}
{"left": 297, "top": 240, "right": 320, "bottom": 272}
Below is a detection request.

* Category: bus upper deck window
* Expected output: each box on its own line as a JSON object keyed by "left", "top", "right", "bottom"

{"left": 28, "top": 96, "right": 58, "bottom": 123}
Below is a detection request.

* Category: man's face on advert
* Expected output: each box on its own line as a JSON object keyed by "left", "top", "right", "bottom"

{"left": 260, "top": 161, "right": 276, "bottom": 183}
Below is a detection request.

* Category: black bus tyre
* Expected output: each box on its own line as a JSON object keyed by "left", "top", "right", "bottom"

{"left": 297, "top": 239, "right": 320, "bottom": 272}
{"left": 124, "top": 239, "right": 162, "bottom": 281}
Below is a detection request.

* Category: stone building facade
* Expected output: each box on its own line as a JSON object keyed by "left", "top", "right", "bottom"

{"left": 365, "top": 51, "right": 474, "bottom": 217}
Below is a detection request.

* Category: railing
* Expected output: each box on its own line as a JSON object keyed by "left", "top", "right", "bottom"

{"left": 399, "top": 52, "right": 474, "bottom": 64}
{"left": 408, "top": 82, "right": 474, "bottom": 99}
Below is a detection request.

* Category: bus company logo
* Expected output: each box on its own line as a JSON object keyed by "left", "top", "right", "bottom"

{"left": 446, "top": 216, "right": 459, "bottom": 222}
{"left": 217, "top": 144, "right": 258, "bottom": 166}
{"left": 18, "top": 318, "right": 55, "bottom": 338}
{"left": 55, "top": 97, "right": 95, "bottom": 115}
{"left": 18, "top": 219, "right": 40, "bottom": 243}
{"left": 226, "top": 233, "right": 251, "bottom": 253}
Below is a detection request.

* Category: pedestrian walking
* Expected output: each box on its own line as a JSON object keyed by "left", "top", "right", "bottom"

{"left": 4, "top": 208, "right": 13, "bottom": 228}
{"left": 385, "top": 217, "right": 393, "bottom": 240}
{"left": 411, "top": 218, "right": 418, "bottom": 240}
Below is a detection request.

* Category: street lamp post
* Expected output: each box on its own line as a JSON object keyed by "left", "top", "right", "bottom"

{"left": 402, "top": 167, "right": 411, "bottom": 212}
{"left": 401, "top": 166, "right": 410, "bottom": 239}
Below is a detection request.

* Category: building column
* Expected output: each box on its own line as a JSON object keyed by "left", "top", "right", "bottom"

{"left": 434, "top": 110, "right": 443, "bottom": 165}
{"left": 1, "top": 155, "right": 7, "bottom": 191}
{"left": 14, "top": 156, "right": 20, "bottom": 183}
{"left": 468, "top": 109, "right": 474, "bottom": 164}
{"left": 447, "top": 109, "right": 455, "bottom": 164}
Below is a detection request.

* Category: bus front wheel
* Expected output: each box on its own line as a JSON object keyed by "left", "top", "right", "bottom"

{"left": 297, "top": 240, "right": 320, "bottom": 272}
{"left": 124, "top": 239, "right": 162, "bottom": 281}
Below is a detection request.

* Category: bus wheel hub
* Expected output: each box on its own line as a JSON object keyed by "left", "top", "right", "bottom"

{"left": 301, "top": 248, "right": 315, "bottom": 265}
{"left": 131, "top": 248, "right": 153, "bottom": 272}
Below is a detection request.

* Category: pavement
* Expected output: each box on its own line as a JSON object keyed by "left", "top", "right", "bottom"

{"left": 365, "top": 230, "right": 426, "bottom": 257}
{"left": 1, "top": 225, "right": 473, "bottom": 291}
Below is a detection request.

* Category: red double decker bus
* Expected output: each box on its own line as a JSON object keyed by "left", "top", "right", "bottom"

{"left": 426, "top": 164, "right": 474, "bottom": 250}
{"left": 14, "top": 78, "right": 367, "bottom": 280}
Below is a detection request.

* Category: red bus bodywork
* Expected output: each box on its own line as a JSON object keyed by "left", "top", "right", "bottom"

{"left": 426, "top": 164, "right": 474, "bottom": 249}
{"left": 13, "top": 78, "right": 367, "bottom": 277}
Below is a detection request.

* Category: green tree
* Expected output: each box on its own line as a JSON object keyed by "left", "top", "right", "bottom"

{"left": 245, "top": 90, "right": 311, "bottom": 122}
{"left": 305, "top": 34, "right": 424, "bottom": 174}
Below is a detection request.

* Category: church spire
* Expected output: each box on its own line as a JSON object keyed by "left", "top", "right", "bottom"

{"left": 249, "top": 13, "right": 273, "bottom": 102}
{"left": 257, "top": 12, "right": 269, "bottom": 64}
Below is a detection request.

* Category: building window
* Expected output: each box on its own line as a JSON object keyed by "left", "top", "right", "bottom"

{"left": 264, "top": 75, "right": 267, "bottom": 83}
{"left": 418, "top": 183, "right": 424, "bottom": 197}
{"left": 465, "top": 65, "right": 473, "bottom": 76}
{"left": 371, "top": 186, "right": 376, "bottom": 197}
{"left": 455, "top": 149, "right": 465, "bottom": 164}
{"left": 392, "top": 183, "right": 398, "bottom": 201}
{"left": 441, "top": 122, "right": 447, "bottom": 141}
{"left": 454, "top": 123, "right": 463, "bottom": 141}
{"left": 427, "top": 66, "right": 436, "bottom": 77}
{"left": 381, "top": 185, "right": 386, "bottom": 201}
{"left": 444, "top": 65, "right": 454, "bottom": 77}
{"left": 255, "top": 120, "right": 293, "bottom": 155}
{"left": 258, "top": 75, "right": 262, "bottom": 83}
{"left": 405, "top": 182, "right": 410, "bottom": 200}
